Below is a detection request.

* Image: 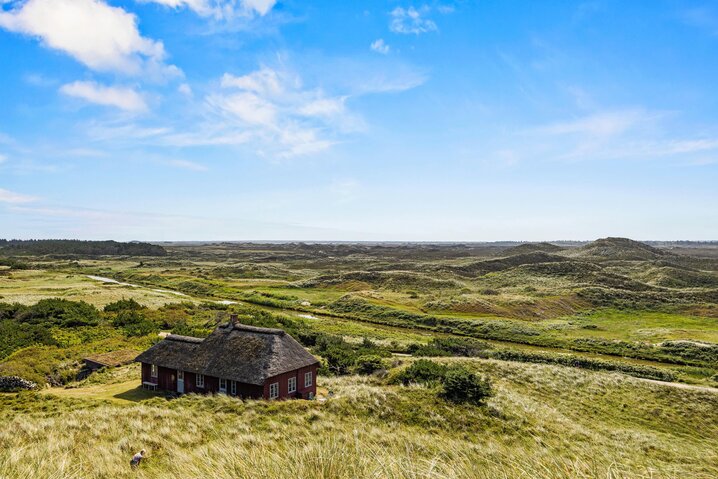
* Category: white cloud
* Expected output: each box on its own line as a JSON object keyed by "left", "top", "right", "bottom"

{"left": 390, "top": 6, "right": 437, "bottom": 35}
{"left": 537, "top": 110, "right": 655, "bottom": 137}
{"left": 208, "top": 91, "right": 278, "bottom": 125}
{"left": 206, "top": 66, "right": 351, "bottom": 157}
{"left": 140, "top": 0, "right": 276, "bottom": 19}
{"left": 221, "top": 68, "right": 286, "bottom": 95}
{"left": 0, "top": 0, "right": 176, "bottom": 76}
{"left": 298, "top": 97, "right": 346, "bottom": 118}
{"left": 0, "top": 154, "right": 6, "bottom": 164}
{"left": 370, "top": 38, "right": 390, "bottom": 54}
{"left": 0, "top": 188, "right": 38, "bottom": 204}
{"left": 164, "top": 159, "right": 208, "bottom": 171}
{"left": 60, "top": 81, "right": 148, "bottom": 112}
{"left": 178, "top": 83, "right": 193, "bottom": 96}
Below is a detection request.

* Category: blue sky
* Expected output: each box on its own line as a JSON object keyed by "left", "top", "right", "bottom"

{"left": 1, "top": 0, "right": 717, "bottom": 241}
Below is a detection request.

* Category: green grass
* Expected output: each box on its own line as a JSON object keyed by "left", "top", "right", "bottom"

{"left": 2, "top": 360, "right": 718, "bottom": 478}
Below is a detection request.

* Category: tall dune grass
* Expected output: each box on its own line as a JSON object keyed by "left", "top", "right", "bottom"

{"left": 2, "top": 360, "right": 717, "bottom": 479}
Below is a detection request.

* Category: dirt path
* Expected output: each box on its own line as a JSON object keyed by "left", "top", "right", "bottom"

{"left": 636, "top": 377, "right": 718, "bottom": 394}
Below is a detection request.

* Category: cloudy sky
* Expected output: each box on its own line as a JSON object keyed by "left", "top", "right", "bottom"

{"left": 1, "top": 0, "right": 717, "bottom": 241}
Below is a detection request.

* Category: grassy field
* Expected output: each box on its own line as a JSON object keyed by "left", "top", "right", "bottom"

{"left": 2, "top": 359, "right": 718, "bottom": 479}
{"left": 1, "top": 239, "right": 717, "bottom": 478}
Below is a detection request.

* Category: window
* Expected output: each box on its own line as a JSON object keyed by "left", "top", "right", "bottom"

{"left": 304, "top": 371, "right": 313, "bottom": 388}
{"left": 269, "top": 382, "right": 279, "bottom": 399}
{"left": 196, "top": 373, "right": 205, "bottom": 388}
{"left": 219, "top": 378, "right": 227, "bottom": 393}
{"left": 230, "top": 380, "right": 237, "bottom": 396}
{"left": 177, "top": 370, "right": 184, "bottom": 380}
{"left": 150, "top": 364, "right": 158, "bottom": 378}
{"left": 288, "top": 377, "right": 297, "bottom": 394}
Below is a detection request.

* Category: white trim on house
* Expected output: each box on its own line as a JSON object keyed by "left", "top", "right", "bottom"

{"left": 151, "top": 364, "right": 158, "bottom": 378}
{"left": 269, "top": 382, "right": 279, "bottom": 399}
{"left": 196, "top": 373, "right": 205, "bottom": 388}
{"left": 304, "top": 371, "right": 312, "bottom": 388}
{"left": 219, "top": 378, "right": 227, "bottom": 393}
{"left": 230, "top": 380, "right": 237, "bottom": 396}
{"left": 288, "top": 376, "right": 297, "bottom": 394}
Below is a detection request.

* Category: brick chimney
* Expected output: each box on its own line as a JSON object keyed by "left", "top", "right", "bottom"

{"left": 229, "top": 314, "right": 238, "bottom": 328}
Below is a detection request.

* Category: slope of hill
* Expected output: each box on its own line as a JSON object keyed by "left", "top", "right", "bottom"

{"left": 2, "top": 360, "right": 717, "bottom": 479}
{"left": 501, "top": 242, "right": 565, "bottom": 255}
{"left": 567, "top": 237, "right": 672, "bottom": 261}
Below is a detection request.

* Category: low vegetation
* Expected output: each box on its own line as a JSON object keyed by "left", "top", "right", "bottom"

{"left": 1, "top": 239, "right": 717, "bottom": 478}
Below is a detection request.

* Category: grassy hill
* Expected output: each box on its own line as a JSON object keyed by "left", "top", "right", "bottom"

{"left": 1, "top": 239, "right": 717, "bottom": 478}
{"left": 2, "top": 359, "right": 717, "bottom": 479}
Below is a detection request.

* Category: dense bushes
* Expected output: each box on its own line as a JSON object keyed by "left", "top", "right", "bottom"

{"left": 440, "top": 368, "right": 492, "bottom": 405}
{"left": 394, "top": 359, "right": 493, "bottom": 405}
{"left": 0, "top": 320, "right": 57, "bottom": 359}
{"left": 409, "top": 337, "right": 492, "bottom": 357}
{"left": 395, "top": 359, "right": 448, "bottom": 385}
{"left": 104, "top": 298, "right": 145, "bottom": 313}
{"left": 490, "top": 350, "right": 677, "bottom": 382}
{"left": 12, "top": 299, "right": 100, "bottom": 327}
{"left": 0, "top": 239, "right": 166, "bottom": 256}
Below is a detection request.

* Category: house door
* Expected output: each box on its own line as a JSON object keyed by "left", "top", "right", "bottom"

{"left": 177, "top": 370, "right": 184, "bottom": 393}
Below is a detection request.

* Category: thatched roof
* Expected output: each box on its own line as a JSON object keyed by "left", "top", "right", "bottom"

{"left": 84, "top": 350, "right": 139, "bottom": 367}
{"left": 135, "top": 323, "right": 318, "bottom": 385}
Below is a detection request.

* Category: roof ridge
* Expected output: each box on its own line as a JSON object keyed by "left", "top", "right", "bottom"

{"left": 224, "top": 323, "right": 286, "bottom": 335}
{"left": 166, "top": 334, "right": 204, "bottom": 343}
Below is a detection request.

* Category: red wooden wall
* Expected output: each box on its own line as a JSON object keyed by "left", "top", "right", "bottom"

{"left": 140, "top": 362, "right": 317, "bottom": 400}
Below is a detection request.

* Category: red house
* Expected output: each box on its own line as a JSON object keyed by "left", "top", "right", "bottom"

{"left": 135, "top": 316, "right": 319, "bottom": 400}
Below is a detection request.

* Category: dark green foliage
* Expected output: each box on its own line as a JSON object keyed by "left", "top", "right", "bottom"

{"left": 0, "top": 320, "right": 58, "bottom": 359}
{"left": 171, "top": 321, "right": 213, "bottom": 338}
{"left": 312, "top": 333, "right": 391, "bottom": 376}
{"left": 103, "top": 298, "right": 146, "bottom": 312}
{"left": 0, "top": 239, "right": 166, "bottom": 256}
{"left": 112, "top": 310, "right": 158, "bottom": 337}
{"left": 409, "top": 338, "right": 492, "bottom": 357}
{"left": 354, "top": 355, "right": 386, "bottom": 375}
{"left": 440, "top": 368, "right": 492, "bottom": 405}
{"left": 659, "top": 341, "right": 718, "bottom": 364}
{"left": 490, "top": 350, "right": 677, "bottom": 382}
{"left": 394, "top": 359, "right": 448, "bottom": 385}
{"left": 15, "top": 299, "right": 100, "bottom": 327}
{"left": 0, "top": 257, "right": 31, "bottom": 270}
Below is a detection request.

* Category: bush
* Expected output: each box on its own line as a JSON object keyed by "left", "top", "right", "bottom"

{"left": 104, "top": 298, "right": 145, "bottom": 312}
{"left": 112, "top": 310, "right": 158, "bottom": 337}
{"left": 16, "top": 298, "right": 100, "bottom": 327}
{"left": 440, "top": 367, "right": 492, "bottom": 405}
{"left": 354, "top": 355, "right": 385, "bottom": 375}
{"left": 394, "top": 359, "right": 448, "bottom": 385}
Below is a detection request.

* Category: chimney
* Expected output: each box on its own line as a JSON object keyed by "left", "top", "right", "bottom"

{"left": 229, "top": 314, "right": 238, "bottom": 328}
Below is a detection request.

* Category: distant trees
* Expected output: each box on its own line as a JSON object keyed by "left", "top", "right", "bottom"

{"left": 0, "top": 239, "right": 166, "bottom": 257}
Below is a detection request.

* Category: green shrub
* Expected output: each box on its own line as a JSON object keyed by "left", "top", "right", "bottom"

{"left": 394, "top": 359, "right": 448, "bottom": 386}
{"left": 354, "top": 355, "right": 386, "bottom": 375}
{"left": 104, "top": 298, "right": 145, "bottom": 312}
{"left": 440, "top": 367, "right": 492, "bottom": 405}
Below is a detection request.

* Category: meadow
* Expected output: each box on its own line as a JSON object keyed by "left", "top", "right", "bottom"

{"left": 1, "top": 238, "right": 717, "bottom": 478}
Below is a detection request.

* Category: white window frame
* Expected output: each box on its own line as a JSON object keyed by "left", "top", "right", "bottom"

{"left": 230, "top": 380, "right": 237, "bottom": 396}
{"left": 288, "top": 376, "right": 297, "bottom": 394}
{"left": 219, "top": 378, "right": 227, "bottom": 393}
{"left": 196, "top": 373, "right": 205, "bottom": 388}
{"left": 304, "top": 371, "right": 313, "bottom": 388}
{"left": 151, "top": 364, "right": 158, "bottom": 378}
{"left": 269, "top": 382, "right": 279, "bottom": 399}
